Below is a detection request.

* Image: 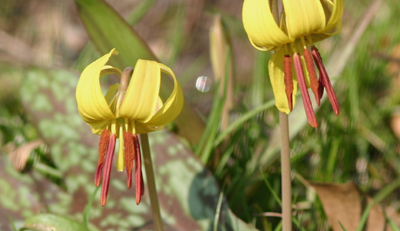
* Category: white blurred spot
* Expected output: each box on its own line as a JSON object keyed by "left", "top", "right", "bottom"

{"left": 195, "top": 76, "right": 211, "bottom": 92}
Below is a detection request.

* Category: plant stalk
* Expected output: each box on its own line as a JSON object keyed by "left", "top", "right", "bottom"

{"left": 140, "top": 133, "right": 164, "bottom": 231}
{"left": 279, "top": 112, "right": 292, "bottom": 231}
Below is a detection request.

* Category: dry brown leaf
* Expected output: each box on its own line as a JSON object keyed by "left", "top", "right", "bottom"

{"left": 386, "top": 206, "right": 400, "bottom": 227}
{"left": 9, "top": 139, "right": 44, "bottom": 171}
{"left": 386, "top": 44, "right": 400, "bottom": 80}
{"left": 310, "top": 182, "right": 395, "bottom": 231}
{"left": 388, "top": 44, "right": 400, "bottom": 141}
{"left": 390, "top": 112, "right": 400, "bottom": 140}
{"left": 366, "top": 198, "right": 387, "bottom": 231}
{"left": 311, "top": 182, "right": 362, "bottom": 231}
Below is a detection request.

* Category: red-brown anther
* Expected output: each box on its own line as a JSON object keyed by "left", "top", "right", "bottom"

{"left": 303, "top": 48, "right": 321, "bottom": 106}
{"left": 293, "top": 53, "right": 318, "bottom": 128}
{"left": 95, "top": 129, "right": 110, "bottom": 186}
{"left": 100, "top": 133, "right": 116, "bottom": 207}
{"left": 133, "top": 134, "right": 144, "bottom": 204}
{"left": 123, "top": 132, "right": 135, "bottom": 189}
{"left": 311, "top": 46, "right": 340, "bottom": 116}
{"left": 318, "top": 80, "right": 324, "bottom": 101}
{"left": 283, "top": 55, "right": 294, "bottom": 111}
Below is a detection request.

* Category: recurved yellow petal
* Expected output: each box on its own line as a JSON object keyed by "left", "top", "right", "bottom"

{"left": 282, "top": 0, "right": 326, "bottom": 39}
{"left": 134, "top": 122, "right": 164, "bottom": 134}
{"left": 322, "top": 0, "right": 344, "bottom": 33}
{"left": 104, "top": 83, "right": 119, "bottom": 105}
{"left": 119, "top": 60, "right": 161, "bottom": 123}
{"left": 268, "top": 48, "right": 297, "bottom": 114}
{"left": 76, "top": 49, "right": 117, "bottom": 125}
{"left": 242, "top": 0, "right": 291, "bottom": 50}
{"left": 101, "top": 65, "right": 122, "bottom": 76}
{"left": 145, "top": 64, "right": 184, "bottom": 127}
{"left": 90, "top": 121, "right": 111, "bottom": 135}
{"left": 132, "top": 96, "right": 166, "bottom": 133}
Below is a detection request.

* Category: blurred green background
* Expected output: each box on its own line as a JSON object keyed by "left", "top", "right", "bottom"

{"left": 1, "top": 0, "right": 400, "bottom": 230}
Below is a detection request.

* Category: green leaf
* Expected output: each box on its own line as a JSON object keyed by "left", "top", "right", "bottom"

{"left": 339, "top": 222, "right": 347, "bottom": 231}
{"left": 23, "top": 214, "right": 89, "bottom": 231}
{"left": 386, "top": 216, "right": 400, "bottom": 231}
{"left": 126, "top": 0, "right": 156, "bottom": 26}
{"left": 74, "top": 0, "right": 156, "bottom": 69}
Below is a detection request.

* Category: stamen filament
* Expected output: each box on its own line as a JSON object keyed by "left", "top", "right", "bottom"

{"left": 293, "top": 54, "right": 318, "bottom": 128}
{"left": 101, "top": 134, "right": 116, "bottom": 206}
{"left": 133, "top": 134, "right": 144, "bottom": 204}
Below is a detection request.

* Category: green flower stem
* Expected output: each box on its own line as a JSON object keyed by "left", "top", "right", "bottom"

{"left": 279, "top": 112, "right": 292, "bottom": 231}
{"left": 140, "top": 134, "right": 164, "bottom": 231}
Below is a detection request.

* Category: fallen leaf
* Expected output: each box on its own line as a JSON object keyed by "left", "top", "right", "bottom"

{"left": 9, "top": 139, "right": 44, "bottom": 171}
{"left": 311, "top": 182, "right": 362, "bottom": 231}
{"left": 310, "top": 182, "right": 396, "bottom": 231}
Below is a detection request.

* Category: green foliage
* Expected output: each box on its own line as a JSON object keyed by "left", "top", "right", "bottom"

{"left": 74, "top": 0, "right": 157, "bottom": 67}
{"left": 1, "top": 0, "right": 400, "bottom": 230}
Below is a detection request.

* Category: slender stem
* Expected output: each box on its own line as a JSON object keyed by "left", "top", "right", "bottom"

{"left": 140, "top": 134, "right": 164, "bottom": 231}
{"left": 279, "top": 112, "right": 292, "bottom": 231}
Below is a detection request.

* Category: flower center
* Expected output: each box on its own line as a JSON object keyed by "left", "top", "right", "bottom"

{"left": 95, "top": 67, "right": 144, "bottom": 206}
{"left": 283, "top": 36, "right": 339, "bottom": 127}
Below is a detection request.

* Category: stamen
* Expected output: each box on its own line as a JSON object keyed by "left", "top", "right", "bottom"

{"left": 303, "top": 49, "right": 321, "bottom": 106}
{"left": 293, "top": 54, "right": 318, "bottom": 128}
{"left": 123, "top": 132, "right": 135, "bottom": 189}
{"left": 95, "top": 162, "right": 104, "bottom": 187}
{"left": 311, "top": 46, "right": 340, "bottom": 115}
{"left": 283, "top": 55, "right": 293, "bottom": 111}
{"left": 318, "top": 80, "right": 324, "bottom": 101}
{"left": 133, "top": 134, "right": 144, "bottom": 204}
{"left": 100, "top": 133, "right": 116, "bottom": 206}
{"left": 96, "top": 129, "right": 110, "bottom": 186}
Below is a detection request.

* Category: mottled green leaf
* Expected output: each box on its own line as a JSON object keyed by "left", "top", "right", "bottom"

{"left": 1, "top": 68, "right": 259, "bottom": 230}
{"left": 23, "top": 214, "right": 89, "bottom": 231}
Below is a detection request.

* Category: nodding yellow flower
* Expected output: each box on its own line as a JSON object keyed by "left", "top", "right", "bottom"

{"left": 76, "top": 48, "right": 184, "bottom": 206}
{"left": 243, "top": 0, "right": 343, "bottom": 127}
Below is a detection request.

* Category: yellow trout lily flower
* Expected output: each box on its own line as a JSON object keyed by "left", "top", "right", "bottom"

{"left": 76, "top": 48, "right": 184, "bottom": 206}
{"left": 243, "top": 0, "right": 343, "bottom": 127}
